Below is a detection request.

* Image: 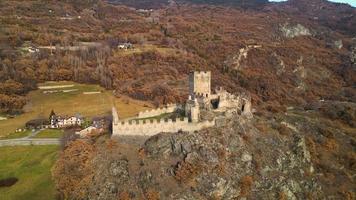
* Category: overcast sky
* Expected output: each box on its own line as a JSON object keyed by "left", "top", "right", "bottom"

{"left": 269, "top": 0, "right": 356, "bottom": 7}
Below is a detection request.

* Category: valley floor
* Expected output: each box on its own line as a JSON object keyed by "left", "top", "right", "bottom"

{"left": 0, "top": 81, "right": 151, "bottom": 137}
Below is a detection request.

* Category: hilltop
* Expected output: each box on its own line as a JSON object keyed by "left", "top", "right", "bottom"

{"left": 0, "top": 0, "right": 355, "bottom": 198}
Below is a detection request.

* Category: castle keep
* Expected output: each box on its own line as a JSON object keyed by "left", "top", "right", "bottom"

{"left": 112, "top": 71, "right": 252, "bottom": 137}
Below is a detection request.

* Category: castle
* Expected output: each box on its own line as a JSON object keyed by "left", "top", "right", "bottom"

{"left": 112, "top": 71, "right": 252, "bottom": 137}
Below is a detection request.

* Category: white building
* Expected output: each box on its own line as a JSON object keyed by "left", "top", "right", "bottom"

{"left": 50, "top": 113, "right": 83, "bottom": 128}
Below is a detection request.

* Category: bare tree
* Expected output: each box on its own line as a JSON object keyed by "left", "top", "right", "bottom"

{"left": 95, "top": 47, "right": 112, "bottom": 88}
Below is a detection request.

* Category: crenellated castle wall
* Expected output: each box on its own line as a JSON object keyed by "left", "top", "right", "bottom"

{"left": 112, "top": 117, "right": 215, "bottom": 136}
{"left": 137, "top": 103, "right": 178, "bottom": 118}
{"left": 111, "top": 71, "right": 252, "bottom": 138}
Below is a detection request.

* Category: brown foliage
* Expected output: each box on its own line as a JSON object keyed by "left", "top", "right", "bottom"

{"left": 279, "top": 191, "right": 287, "bottom": 200}
{"left": 52, "top": 140, "right": 95, "bottom": 199}
{"left": 145, "top": 189, "right": 160, "bottom": 200}
{"left": 118, "top": 191, "right": 132, "bottom": 200}
{"left": 323, "top": 138, "right": 339, "bottom": 151}
{"left": 0, "top": 0, "right": 354, "bottom": 113}
{"left": 174, "top": 161, "right": 201, "bottom": 184}
{"left": 255, "top": 122, "right": 268, "bottom": 134}
{"left": 239, "top": 176, "right": 254, "bottom": 197}
{"left": 0, "top": 94, "right": 27, "bottom": 113}
{"left": 277, "top": 124, "right": 291, "bottom": 136}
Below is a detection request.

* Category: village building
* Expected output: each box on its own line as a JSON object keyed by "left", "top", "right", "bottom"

{"left": 112, "top": 71, "right": 252, "bottom": 137}
{"left": 92, "top": 116, "right": 111, "bottom": 129}
{"left": 117, "top": 43, "right": 133, "bottom": 50}
{"left": 25, "top": 118, "right": 50, "bottom": 130}
{"left": 50, "top": 111, "right": 83, "bottom": 128}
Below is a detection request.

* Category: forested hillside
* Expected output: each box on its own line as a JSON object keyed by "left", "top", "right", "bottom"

{"left": 0, "top": 0, "right": 355, "bottom": 113}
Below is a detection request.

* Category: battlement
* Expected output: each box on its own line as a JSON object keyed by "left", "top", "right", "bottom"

{"left": 137, "top": 104, "right": 177, "bottom": 118}
{"left": 191, "top": 71, "right": 211, "bottom": 77}
{"left": 112, "top": 116, "right": 215, "bottom": 136}
{"left": 119, "top": 117, "right": 189, "bottom": 126}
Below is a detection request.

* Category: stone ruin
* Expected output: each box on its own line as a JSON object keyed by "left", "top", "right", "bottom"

{"left": 112, "top": 71, "right": 252, "bottom": 137}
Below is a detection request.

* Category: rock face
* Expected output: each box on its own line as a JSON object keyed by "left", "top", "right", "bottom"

{"left": 333, "top": 40, "right": 343, "bottom": 49}
{"left": 142, "top": 114, "right": 321, "bottom": 199}
{"left": 280, "top": 23, "right": 312, "bottom": 38}
{"left": 54, "top": 103, "right": 355, "bottom": 199}
{"left": 351, "top": 39, "right": 356, "bottom": 65}
{"left": 225, "top": 45, "right": 262, "bottom": 70}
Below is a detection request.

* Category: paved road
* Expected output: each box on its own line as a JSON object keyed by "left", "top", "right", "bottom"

{"left": 0, "top": 138, "right": 61, "bottom": 147}
{"left": 25, "top": 129, "right": 42, "bottom": 139}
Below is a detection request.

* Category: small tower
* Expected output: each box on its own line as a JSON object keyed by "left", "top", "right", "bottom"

{"left": 112, "top": 107, "right": 119, "bottom": 125}
{"left": 112, "top": 107, "right": 120, "bottom": 136}
{"left": 190, "top": 98, "right": 200, "bottom": 123}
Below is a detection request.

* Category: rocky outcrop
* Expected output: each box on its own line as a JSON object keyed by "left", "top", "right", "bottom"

{"left": 54, "top": 105, "right": 356, "bottom": 199}
{"left": 293, "top": 56, "right": 307, "bottom": 91}
{"left": 280, "top": 23, "right": 312, "bottom": 38}
{"left": 351, "top": 39, "right": 356, "bottom": 65}
{"left": 224, "top": 45, "right": 262, "bottom": 70}
{"left": 271, "top": 52, "right": 286, "bottom": 76}
{"left": 88, "top": 159, "right": 130, "bottom": 200}
{"left": 141, "top": 114, "right": 321, "bottom": 199}
{"left": 333, "top": 40, "right": 343, "bottom": 49}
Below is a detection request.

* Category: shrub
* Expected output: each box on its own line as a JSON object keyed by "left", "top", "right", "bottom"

{"left": 118, "top": 191, "right": 131, "bottom": 200}
{"left": 174, "top": 161, "right": 201, "bottom": 184}
{"left": 239, "top": 176, "right": 254, "bottom": 197}
{"left": 145, "top": 189, "right": 160, "bottom": 200}
{"left": 277, "top": 124, "right": 291, "bottom": 136}
{"left": 255, "top": 122, "right": 268, "bottom": 134}
{"left": 323, "top": 138, "right": 339, "bottom": 151}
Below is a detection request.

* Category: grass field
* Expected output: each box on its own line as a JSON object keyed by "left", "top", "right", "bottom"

{"left": 0, "top": 130, "right": 31, "bottom": 140}
{"left": 0, "top": 146, "right": 59, "bottom": 200}
{"left": 34, "top": 129, "right": 64, "bottom": 138}
{"left": 0, "top": 81, "right": 152, "bottom": 137}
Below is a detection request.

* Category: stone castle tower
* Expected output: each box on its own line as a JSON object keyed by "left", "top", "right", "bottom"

{"left": 189, "top": 71, "right": 211, "bottom": 98}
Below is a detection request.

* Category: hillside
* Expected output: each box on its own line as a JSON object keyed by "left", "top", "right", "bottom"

{"left": 0, "top": 0, "right": 355, "bottom": 112}
{"left": 107, "top": 0, "right": 269, "bottom": 9}
{"left": 0, "top": 0, "right": 355, "bottom": 198}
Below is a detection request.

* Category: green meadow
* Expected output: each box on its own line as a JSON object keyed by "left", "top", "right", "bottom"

{"left": 33, "top": 129, "right": 64, "bottom": 139}
{"left": 0, "top": 146, "right": 59, "bottom": 200}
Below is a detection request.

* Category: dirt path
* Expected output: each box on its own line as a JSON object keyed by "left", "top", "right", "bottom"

{"left": 38, "top": 85, "right": 74, "bottom": 90}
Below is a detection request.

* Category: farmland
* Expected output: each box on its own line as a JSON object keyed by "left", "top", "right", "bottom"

{"left": 0, "top": 146, "right": 59, "bottom": 200}
{"left": 0, "top": 81, "right": 152, "bottom": 137}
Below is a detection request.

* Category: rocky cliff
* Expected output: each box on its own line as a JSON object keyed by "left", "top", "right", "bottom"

{"left": 53, "top": 101, "right": 355, "bottom": 199}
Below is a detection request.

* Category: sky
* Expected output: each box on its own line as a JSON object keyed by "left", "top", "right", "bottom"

{"left": 269, "top": 0, "right": 356, "bottom": 7}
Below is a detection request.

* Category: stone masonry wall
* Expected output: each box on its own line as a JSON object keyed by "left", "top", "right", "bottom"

{"left": 137, "top": 103, "right": 177, "bottom": 118}
{"left": 112, "top": 117, "right": 215, "bottom": 136}
{"left": 189, "top": 71, "right": 211, "bottom": 97}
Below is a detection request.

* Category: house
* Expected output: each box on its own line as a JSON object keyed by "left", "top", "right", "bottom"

{"left": 25, "top": 118, "right": 49, "bottom": 129}
{"left": 50, "top": 110, "right": 83, "bottom": 128}
{"left": 28, "top": 46, "right": 39, "bottom": 53}
{"left": 117, "top": 43, "right": 133, "bottom": 50}
{"left": 92, "top": 116, "right": 111, "bottom": 129}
